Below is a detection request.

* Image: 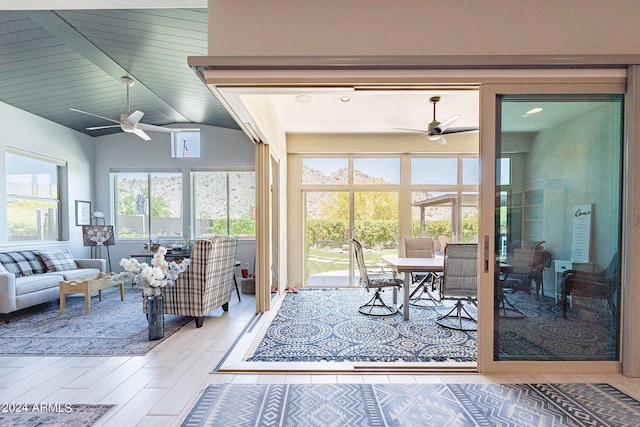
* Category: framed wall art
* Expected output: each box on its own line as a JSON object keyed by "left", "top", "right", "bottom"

{"left": 75, "top": 200, "right": 91, "bottom": 226}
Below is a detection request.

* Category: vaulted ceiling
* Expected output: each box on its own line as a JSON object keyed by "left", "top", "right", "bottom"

{"left": 1, "top": 8, "right": 598, "bottom": 142}
{"left": 0, "top": 9, "right": 240, "bottom": 138}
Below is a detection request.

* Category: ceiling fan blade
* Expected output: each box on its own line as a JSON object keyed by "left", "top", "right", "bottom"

{"left": 70, "top": 108, "right": 120, "bottom": 125}
{"left": 396, "top": 133, "right": 433, "bottom": 145}
{"left": 124, "top": 110, "right": 145, "bottom": 126}
{"left": 442, "top": 126, "right": 479, "bottom": 135}
{"left": 136, "top": 123, "right": 178, "bottom": 133}
{"left": 132, "top": 128, "right": 151, "bottom": 141}
{"left": 86, "top": 125, "right": 121, "bottom": 130}
{"left": 431, "top": 114, "right": 461, "bottom": 134}
{"left": 394, "top": 127, "right": 430, "bottom": 134}
{"left": 428, "top": 135, "right": 448, "bottom": 145}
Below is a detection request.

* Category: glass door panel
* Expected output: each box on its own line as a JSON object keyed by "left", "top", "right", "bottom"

{"left": 494, "top": 94, "right": 623, "bottom": 361}
{"left": 460, "top": 192, "right": 479, "bottom": 243}
{"left": 411, "top": 191, "right": 454, "bottom": 245}
{"left": 352, "top": 191, "right": 399, "bottom": 283}
{"left": 304, "top": 191, "right": 350, "bottom": 287}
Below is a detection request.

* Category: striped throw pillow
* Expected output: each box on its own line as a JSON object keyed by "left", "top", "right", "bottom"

{"left": 0, "top": 251, "right": 46, "bottom": 277}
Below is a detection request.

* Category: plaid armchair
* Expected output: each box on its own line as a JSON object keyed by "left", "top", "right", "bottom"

{"left": 150, "top": 236, "right": 238, "bottom": 328}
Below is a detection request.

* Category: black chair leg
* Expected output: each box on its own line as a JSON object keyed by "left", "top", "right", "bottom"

{"left": 358, "top": 290, "right": 398, "bottom": 316}
{"left": 233, "top": 275, "right": 241, "bottom": 302}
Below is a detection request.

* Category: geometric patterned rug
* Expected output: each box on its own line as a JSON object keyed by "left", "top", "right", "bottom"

{"left": 246, "top": 288, "right": 615, "bottom": 364}
{"left": 181, "top": 383, "right": 640, "bottom": 427}
{"left": 0, "top": 404, "right": 114, "bottom": 427}
{"left": 0, "top": 287, "right": 191, "bottom": 356}
{"left": 246, "top": 288, "right": 477, "bottom": 363}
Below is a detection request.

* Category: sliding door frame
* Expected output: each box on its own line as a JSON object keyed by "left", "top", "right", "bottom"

{"left": 478, "top": 81, "right": 628, "bottom": 374}
{"left": 197, "top": 67, "right": 639, "bottom": 376}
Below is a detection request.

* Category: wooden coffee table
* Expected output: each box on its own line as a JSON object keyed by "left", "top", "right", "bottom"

{"left": 59, "top": 272, "right": 124, "bottom": 314}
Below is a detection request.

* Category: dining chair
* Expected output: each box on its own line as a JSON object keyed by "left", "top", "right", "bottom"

{"left": 561, "top": 251, "right": 619, "bottom": 319}
{"left": 351, "top": 238, "right": 403, "bottom": 316}
{"left": 400, "top": 237, "right": 442, "bottom": 307}
{"left": 503, "top": 240, "right": 551, "bottom": 299}
{"left": 435, "top": 243, "right": 478, "bottom": 331}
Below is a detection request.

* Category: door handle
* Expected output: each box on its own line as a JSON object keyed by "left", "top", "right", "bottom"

{"left": 484, "top": 235, "right": 489, "bottom": 272}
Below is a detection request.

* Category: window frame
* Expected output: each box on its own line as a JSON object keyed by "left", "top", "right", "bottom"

{"left": 5, "top": 148, "right": 64, "bottom": 242}
{"left": 112, "top": 171, "right": 184, "bottom": 240}
{"left": 191, "top": 169, "right": 256, "bottom": 238}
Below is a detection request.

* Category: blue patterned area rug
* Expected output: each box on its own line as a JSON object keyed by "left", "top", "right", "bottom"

{"left": 496, "top": 291, "right": 617, "bottom": 361}
{"left": 182, "top": 383, "right": 640, "bottom": 427}
{"left": 247, "top": 288, "right": 476, "bottom": 363}
{"left": 0, "top": 287, "right": 191, "bottom": 356}
{"left": 0, "top": 404, "right": 114, "bottom": 427}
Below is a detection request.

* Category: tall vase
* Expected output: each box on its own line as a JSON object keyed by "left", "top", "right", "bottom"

{"left": 147, "top": 295, "right": 164, "bottom": 340}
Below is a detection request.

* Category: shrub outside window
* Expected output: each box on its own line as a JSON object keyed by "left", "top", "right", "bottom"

{"left": 193, "top": 171, "right": 255, "bottom": 237}
{"left": 114, "top": 172, "right": 183, "bottom": 239}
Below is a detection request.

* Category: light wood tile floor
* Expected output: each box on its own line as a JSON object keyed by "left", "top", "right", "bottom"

{"left": 2, "top": 291, "right": 640, "bottom": 426}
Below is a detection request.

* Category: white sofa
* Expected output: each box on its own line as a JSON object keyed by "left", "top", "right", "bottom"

{"left": 0, "top": 249, "right": 106, "bottom": 322}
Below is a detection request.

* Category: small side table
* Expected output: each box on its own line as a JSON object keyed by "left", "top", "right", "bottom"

{"left": 554, "top": 260, "right": 594, "bottom": 303}
{"left": 60, "top": 272, "right": 124, "bottom": 314}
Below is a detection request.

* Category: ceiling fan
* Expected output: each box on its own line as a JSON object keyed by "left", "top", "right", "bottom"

{"left": 397, "top": 96, "right": 478, "bottom": 145}
{"left": 71, "top": 76, "right": 179, "bottom": 141}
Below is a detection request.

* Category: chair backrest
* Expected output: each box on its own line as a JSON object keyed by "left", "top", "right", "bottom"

{"left": 602, "top": 251, "right": 620, "bottom": 283}
{"left": 350, "top": 238, "right": 369, "bottom": 287}
{"left": 507, "top": 243, "right": 551, "bottom": 276}
{"left": 401, "top": 237, "right": 435, "bottom": 258}
{"left": 511, "top": 248, "right": 536, "bottom": 270}
{"left": 441, "top": 243, "right": 477, "bottom": 298}
{"left": 438, "top": 235, "right": 450, "bottom": 254}
{"left": 159, "top": 236, "right": 237, "bottom": 318}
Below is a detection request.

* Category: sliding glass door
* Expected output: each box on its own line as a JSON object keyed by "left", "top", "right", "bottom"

{"left": 487, "top": 92, "right": 623, "bottom": 365}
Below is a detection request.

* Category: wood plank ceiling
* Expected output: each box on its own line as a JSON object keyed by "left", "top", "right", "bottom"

{"left": 0, "top": 9, "right": 239, "bottom": 137}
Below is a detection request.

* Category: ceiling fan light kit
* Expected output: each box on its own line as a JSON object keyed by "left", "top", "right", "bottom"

{"left": 71, "top": 76, "right": 184, "bottom": 141}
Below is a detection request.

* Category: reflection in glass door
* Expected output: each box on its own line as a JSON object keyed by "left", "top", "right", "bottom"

{"left": 494, "top": 94, "right": 623, "bottom": 361}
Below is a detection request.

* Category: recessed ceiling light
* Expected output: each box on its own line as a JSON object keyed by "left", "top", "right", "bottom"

{"left": 339, "top": 96, "right": 351, "bottom": 103}
{"left": 295, "top": 95, "right": 312, "bottom": 104}
{"left": 521, "top": 107, "right": 543, "bottom": 118}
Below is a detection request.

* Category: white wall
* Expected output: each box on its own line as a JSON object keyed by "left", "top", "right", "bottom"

{"left": 208, "top": 0, "right": 640, "bottom": 58}
{"left": 527, "top": 103, "right": 622, "bottom": 269}
{"left": 0, "top": 102, "right": 94, "bottom": 256}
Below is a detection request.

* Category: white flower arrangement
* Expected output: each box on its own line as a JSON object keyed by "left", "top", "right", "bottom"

{"left": 112, "top": 247, "right": 190, "bottom": 297}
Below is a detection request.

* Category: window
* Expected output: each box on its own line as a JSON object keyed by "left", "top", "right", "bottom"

{"left": 353, "top": 158, "right": 400, "bottom": 184}
{"left": 302, "top": 158, "right": 348, "bottom": 184}
{"left": 462, "top": 158, "right": 479, "bottom": 185}
{"left": 114, "top": 172, "right": 183, "bottom": 239}
{"left": 193, "top": 171, "right": 256, "bottom": 237}
{"left": 5, "top": 150, "right": 63, "bottom": 241}
{"left": 498, "top": 157, "right": 511, "bottom": 186}
{"left": 171, "top": 130, "right": 201, "bottom": 158}
{"left": 411, "top": 158, "right": 458, "bottom": 184}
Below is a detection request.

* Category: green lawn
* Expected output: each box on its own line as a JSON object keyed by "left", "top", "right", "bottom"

{"left": 306, "top": 247, "right": 397, "bottom": 276}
